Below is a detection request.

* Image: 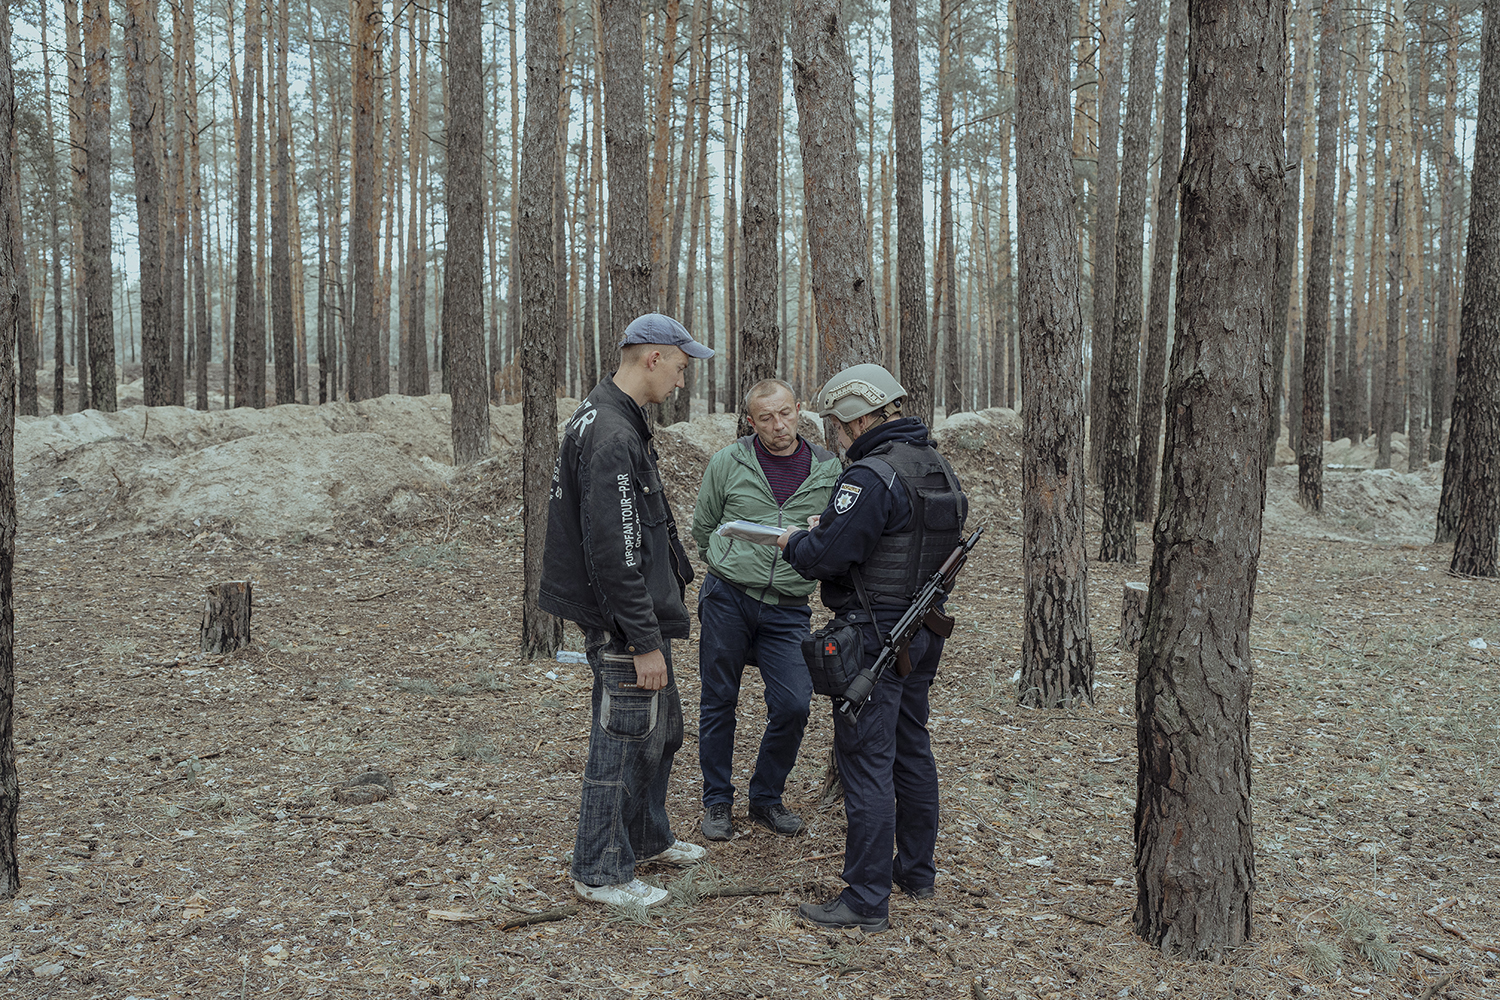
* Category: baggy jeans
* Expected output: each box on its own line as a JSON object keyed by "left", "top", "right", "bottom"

{"left": 696, "top": 573, "right": 814, "bottom": 809}
{"left": 831, "top": 624, "right": 943, "bottom": 918}
{"left": 570, "top": 630, "right": 685, "bottom": 887}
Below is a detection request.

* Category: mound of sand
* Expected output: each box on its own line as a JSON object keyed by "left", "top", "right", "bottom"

{"left": 17, "top": 395, "right": 580, "bottom": 540}
{"left": 16, "top": 394, "right": 1442, "bottom": 547}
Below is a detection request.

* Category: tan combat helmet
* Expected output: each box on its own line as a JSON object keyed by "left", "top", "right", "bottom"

{"left": 817, "top": 364, "right": 908, "bottom": 423}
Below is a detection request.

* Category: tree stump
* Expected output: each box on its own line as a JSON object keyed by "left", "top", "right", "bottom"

{"left": 1120, "top": 582, "right": 1148, "bottom": 654}
{"left": 201, "top": 581, "right": 252, "bottom": 652}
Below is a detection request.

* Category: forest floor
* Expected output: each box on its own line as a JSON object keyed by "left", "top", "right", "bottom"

{"left": 1, "top": 378, "right": 1497, "bottom": 999}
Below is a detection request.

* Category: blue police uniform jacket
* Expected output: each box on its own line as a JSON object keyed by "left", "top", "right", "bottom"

{"left": 780, "top": 417, "right": 960, "bottom": 630}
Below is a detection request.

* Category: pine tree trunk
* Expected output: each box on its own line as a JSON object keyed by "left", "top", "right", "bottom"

{"left": 1329, "top": 67, "right": 1351, "bottom": 442}
{"left": 790, "top": 0, "right": 882, "bottom": 382}
{"left": 1135, "top": 0, "right": 1280, "bottom": 957}
{"left": 1266, "top": 8, "right": 1310, "bottom": 468}
{"left": 186, "top": 0, "right": 210, "bottom": 411}
{"left": 0, "top": 0, "right": 20, "bottom": 896}
{"left": 649, "top": 0, "right": 682, "bottom": 312}
{"left": 347, "top": 0, "right": 379, "bottom": 401}
{"left": 1447, "top": 0, "right": 1500, "bottom": 578}
{"left": 7, "top": 171, "right": 35, "bottom": 419}
{"left": 1403, "top": 15, "right": 1428, "bottom": 473}
{"left": 937, "top": 0, "right": 959, "bottom": 416}
{"left": 722, "top": 55, "right": 739, "bottom": 398}
{"left": 124, "top": 0, "right": 171, "bottom": 407}
{"left": 168, "top": 0, "right": 188, "bottom": 405}
{"left": 1015, "top": 0, "right": 1095, "bottom": 709}
{"left": 1378, "top": 179, "right": 1402, "bottom": 470}
{"left": 1099, "top": 0, "right": 1161, "bottom": 563}
{"left": 445, "top": 0, "right": 489, "bottom": 463}
{"left": 1298, "top": 0, "right": 1341, "bottom": 510}
{"left": 1430, "top": 6, "right": 1460, "bottom": 463}
{"left": 741, "top": 0, "right": 783, "bottom": 398}
{"left": 521, "top": 0, "right": 563, "bottom": 657}
{"left": 40, "top": 6, "right": 67, "bottom": 416}
{"left": 67, "top": 0, "right": 90, "bottom": 411}
{"left": 1135, "top": 0, "right": 1186, "bottom": 522}
{"left": 81, "top": 0, "right": 116, "bottom": 411}
{"left": 270, "top": 0, "right": 294, "bottom": 406}
{"left": 233, "top": 0, "right": 259, "bottom": 407}
{"left": 891, "top": 0, "right": 930, "bottom": 426}
{"left": 665, "top": 0, "right": 703, "bottom": 332}
{"left": 1087, "top": 0, "right": 1125, "bottom": 478}
{"left": 601, "top": 0, "right": 653, "bottom": 334}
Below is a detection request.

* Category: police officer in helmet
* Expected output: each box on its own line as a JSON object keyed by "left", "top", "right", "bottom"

{"left": 775, "top": 363, "right": 967, "bottom": 932}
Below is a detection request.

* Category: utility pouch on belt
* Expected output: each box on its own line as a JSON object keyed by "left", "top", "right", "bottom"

{"left": 801, "top": 622, "right": 864, "bottom": 697}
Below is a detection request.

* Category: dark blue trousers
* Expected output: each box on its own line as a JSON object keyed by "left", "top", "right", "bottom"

{"left": 696, "top": 573, "right": 813, "bottom": 809}
{"left": 570, "top": 632, "right": 684, "bottom": 886}
{"left": 831, "top": 624, "right": 942, "bottom": 918}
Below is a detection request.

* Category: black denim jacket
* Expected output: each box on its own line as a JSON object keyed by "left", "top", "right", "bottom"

{"left": 538, "top": 378, "right": 694, "bottom": 654}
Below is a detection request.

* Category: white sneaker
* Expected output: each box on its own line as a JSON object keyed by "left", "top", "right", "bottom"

{"left": 573, "top": 878, "right": 670, "bottom": 908}
{"left": 642, "top": 840, "right": 707, "bottom": 865}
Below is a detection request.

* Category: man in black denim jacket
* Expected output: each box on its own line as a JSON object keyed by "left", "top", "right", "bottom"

{"left": 540, "top": 313, "right": 712, "bottom": 908}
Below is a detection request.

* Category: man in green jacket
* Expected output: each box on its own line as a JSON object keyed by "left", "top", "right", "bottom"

{"left": 691, "top": 379, "right": 840, "bottom": 840}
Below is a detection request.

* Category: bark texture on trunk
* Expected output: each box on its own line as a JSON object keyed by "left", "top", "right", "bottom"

{"left": 521, "top": 0, "right": 563, "bottom": 657}
{"left": 1014, "top": 0, "right": 1095, "bottom": 710}
{"left": 40, "top": 6, "right": 65, "bottom": 417}
{"left": 7, "top": 173, "right": 34, "bottom": 419}
{"left": 0, "top": 0, "right": 20, "bottom": 898}
{"left": 201, "top": 582, "right": 253, "bottom": 652}
{"left": 1100, "top": 0, "right": 1162, "bottom": 563}
{"left": 1430, "top": 5, "right": 1461, "bottom": 464}
{"left": 1087, "top": 0, "right": 1125, "bottom": 477}
{"left": 347, "top": 0, "right": 379, "bottom": 401}
{"left": 601, "top": 0, "right": 653, "bottom": 337}
{"left": 186, "top": 0, "right": 210, "bottom": 411}
{"left": 81, "top": 0, "right": 116, "bottom": 411}
{"left": 270, "top": 0, "right": 295, "bottom": 407}
{"left": 124, "top": 0, "right": 170, "bottom": 407}
{"left": 1266, "top": 11, "right": 1309, "bottom": 468}
{"left": 1298, "top": 0, "right": 1342, "bottom": 510}
{"left": 789, "top": 0, "right": 882, "bottom": 381}
{"left": 1135, "top": 0, "right": 1187, "bottom": 522}
{"left": 891, "top": 0, "right": 930, "bottom": 426}
{"left": 1449, "top": 0, "right": 1500, "bottom": 578}
{"left": 1134, "top": 0, "right": 1282, "bottom": 960}
{"left": 740, "top": 0, "right": 783, "bottom": 402}
{"left": 447, "top": 0, "right": 490, "bottom": 465}
{"left": 233, "top": 0, "right": 259, "bottom": 407}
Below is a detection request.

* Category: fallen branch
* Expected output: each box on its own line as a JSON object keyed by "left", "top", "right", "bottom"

{"left": 1417, "top": 972, "right": 1455, "bottom": 1000}
{"left": 1060, "top": 908, "right": 1113, "bottom": 927}
{"left": 704, "top": 884, "right": 780, "bottom": 898}
{"left": 500, "top": 904, "right": 578, "bottom": 930}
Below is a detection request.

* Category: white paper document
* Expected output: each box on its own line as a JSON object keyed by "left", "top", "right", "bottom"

{"left": 714, "top": 520, "right": 785, "bottom": 546}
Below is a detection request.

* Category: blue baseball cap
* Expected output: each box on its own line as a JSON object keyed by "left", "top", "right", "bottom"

{"left": 619, "top": 313, "right": 714, "bottom": 359}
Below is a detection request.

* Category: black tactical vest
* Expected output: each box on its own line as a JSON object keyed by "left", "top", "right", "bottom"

{"left": 830, "top": 440, "right": 967, "bottom": 610}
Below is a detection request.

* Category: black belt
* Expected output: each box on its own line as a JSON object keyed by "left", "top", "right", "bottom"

{"left": 711, "top": 573, "right": 809, "bottom": 608}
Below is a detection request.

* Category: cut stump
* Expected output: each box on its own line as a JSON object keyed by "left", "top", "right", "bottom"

{"left": 1120, "top": 582, "right": 1148, "bottom": 654}
{"left": 201, "top": 581, "right": 253, "bottom": 652}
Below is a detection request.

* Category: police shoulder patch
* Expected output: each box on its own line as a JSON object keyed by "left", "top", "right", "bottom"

{"left": 833, "top": 483, "right": 862, "bottom": 514}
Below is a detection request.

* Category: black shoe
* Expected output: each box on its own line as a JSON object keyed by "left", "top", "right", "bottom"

{"left": 748, "top": 802, "right": 804, "bottom": 836}
{"left": 798, "top": 897, "right": 889, "bottom": 933}
{"left": 895, "top": 880, "right": 935, "bottom": 900}
{"left": 701, "top": 802, "right": 734, "bottom": 842}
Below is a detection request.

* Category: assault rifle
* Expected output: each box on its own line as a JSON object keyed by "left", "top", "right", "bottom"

{"left": 837, "top": 527, "right": 985, "bottom": 722}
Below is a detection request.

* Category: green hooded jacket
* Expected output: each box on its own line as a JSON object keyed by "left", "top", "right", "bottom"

{"left": 691, "top": 434, "right": 841, "bottom": 603}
